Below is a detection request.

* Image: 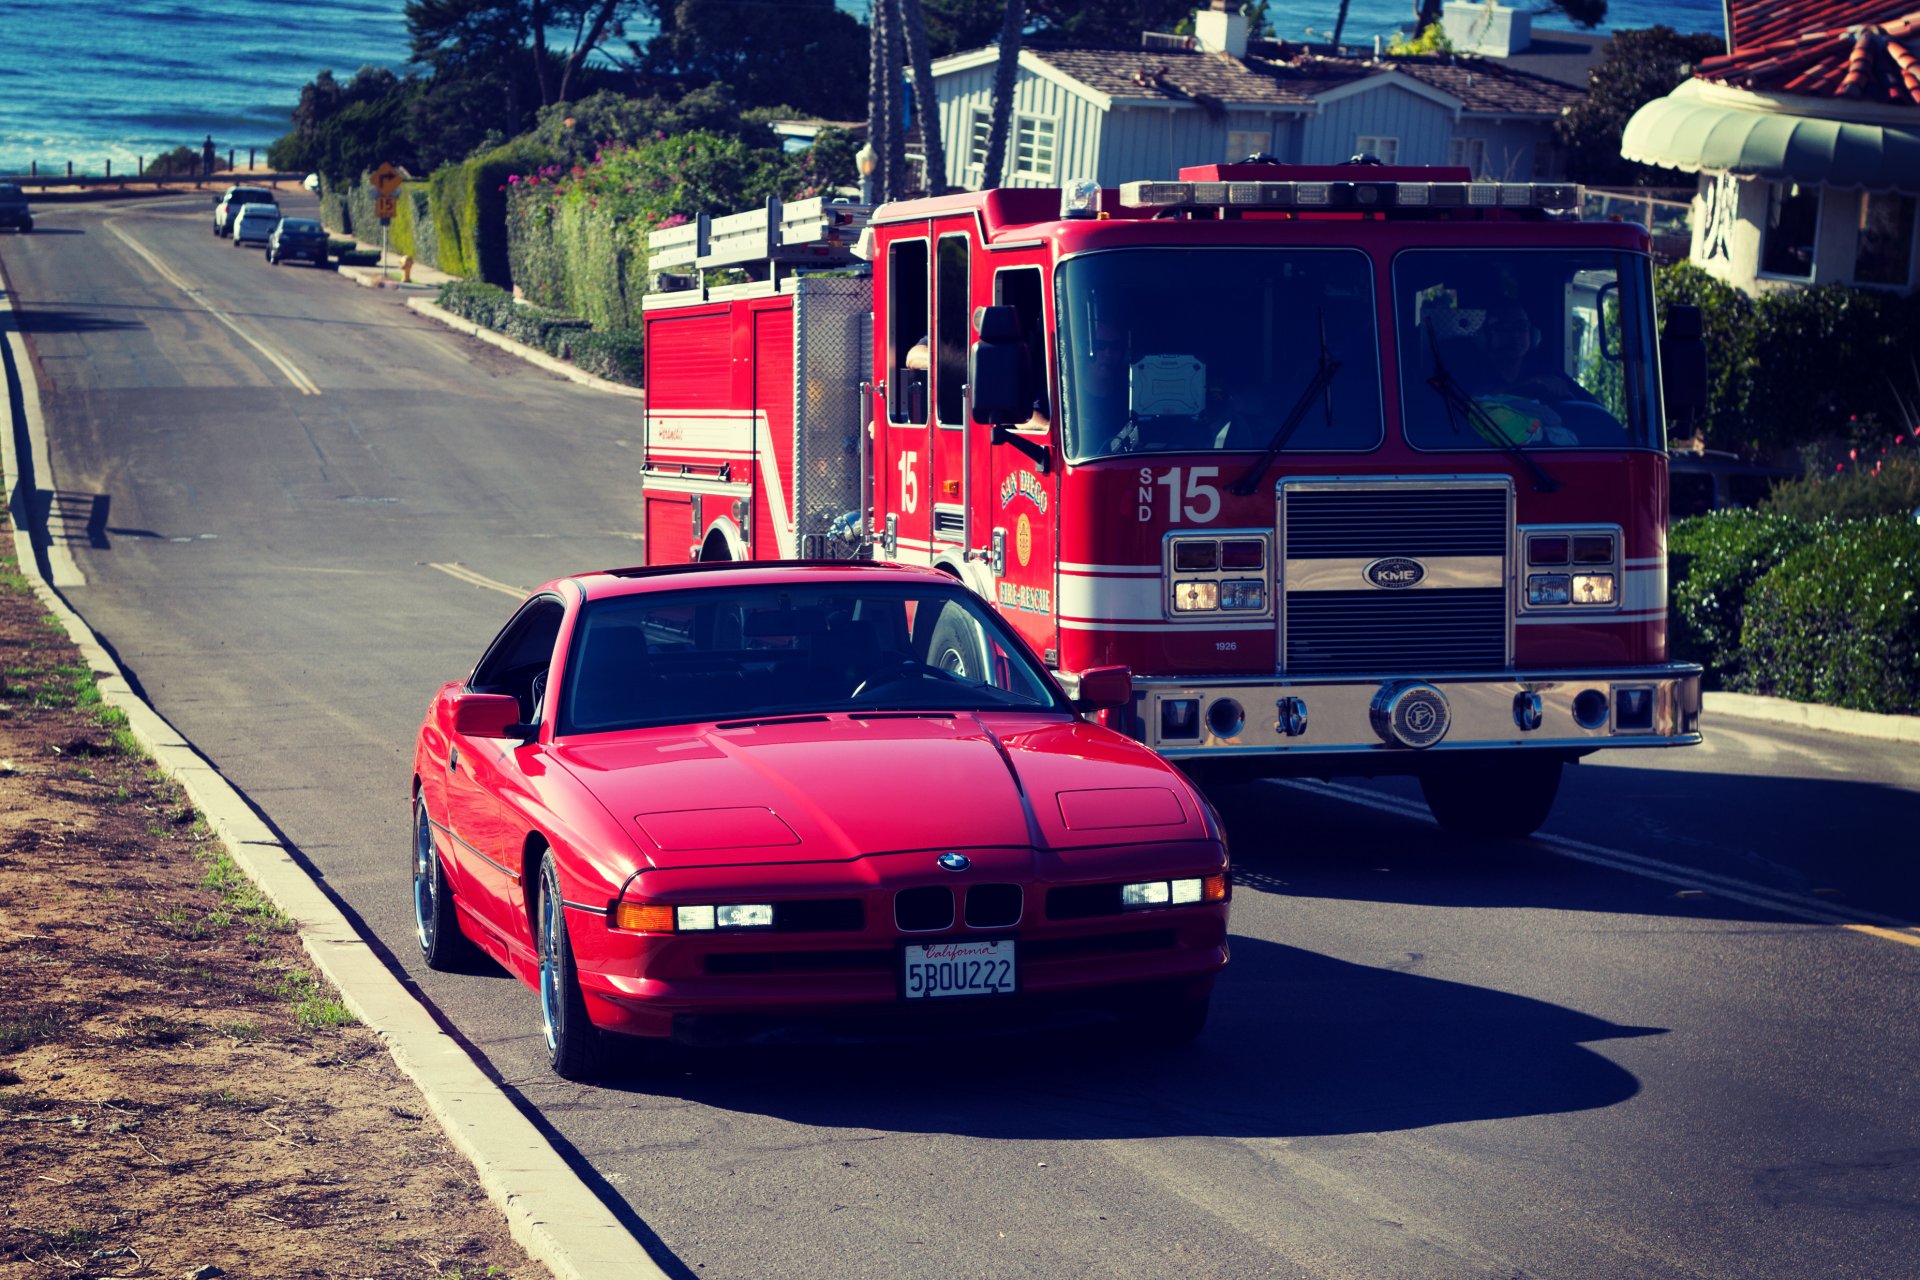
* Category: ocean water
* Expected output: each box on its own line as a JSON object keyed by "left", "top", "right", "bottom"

{"left": 0, "top": 0, "right": 1727, "bottom": 176}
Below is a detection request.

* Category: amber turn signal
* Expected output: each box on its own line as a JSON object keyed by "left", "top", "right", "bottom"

{"left": 612, "top": 901, "right": 675, "bottom": 932}
{"left": 1202, "top": 874, "right": 1228, "bottom": 902}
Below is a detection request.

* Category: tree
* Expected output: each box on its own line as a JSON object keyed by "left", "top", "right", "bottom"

{"left": 980, "top": 0, "right": 1024, "bottom": 188}
{"left": 1414, "top": 0, "right": 1607, "bottom": 37}
{"left": 1555, "top": 25, "right": 1725, "bottom": 186}
{"left": 900, "top": 0, "right": 948, "bottom": 195}
{"left": 633, "top": 0, "right": 868, "bottom": 118}
{"left": 406, "top": 0, "right": 646, "bottom": 118}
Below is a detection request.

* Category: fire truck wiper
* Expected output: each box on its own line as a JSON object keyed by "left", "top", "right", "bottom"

{"left": 1229, "top": 340, "right": 1342, "bottom": 497}
{"left": 1425, "top": 335, "right": 1562, "bottom": 494}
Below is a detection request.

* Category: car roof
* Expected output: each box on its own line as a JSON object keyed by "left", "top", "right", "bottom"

{"left": 236, "top": 203, "right": 278, "bottom": 214}
{"left": 554, "top": 560, "right": 958, "bottom": 604}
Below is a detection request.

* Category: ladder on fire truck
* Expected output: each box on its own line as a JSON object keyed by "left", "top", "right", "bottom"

{"left": 646, "top": 196, "right": 872, "bottom": 298}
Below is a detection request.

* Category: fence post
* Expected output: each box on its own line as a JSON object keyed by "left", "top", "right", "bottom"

{"left": 67, "top": 160, "right": 73, "bottom": 178}
{"left": 138, "top": 156, "right": 144, "bottom": 176}
{"left": 248, "top": 147, "right": 255, "bottom": 168}
{"left": 105, "top": 159, "right": 111, "bottom": 179}
{"left": 30, "top": 161, "right": 36, "bottom": 177}
{"left": 227, "top": 149, "right": 234, "bottom": 171}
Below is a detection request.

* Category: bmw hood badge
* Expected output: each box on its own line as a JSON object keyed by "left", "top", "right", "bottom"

{"left": 937, "top": 853, "right": 971, "bottom": 872}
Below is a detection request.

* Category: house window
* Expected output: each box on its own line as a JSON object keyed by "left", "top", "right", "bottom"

{"left": 1449, "top": 137, "right": 1488, "bottom": 177}
{"left": 1227, "top": 130, "right": 1271, "bottom": 161}
{"left": 1855, "top": 191, "right": 1916, "bottom": 287}
{"left": 1354, "top": 135, "right": 1398, "bottom": 164}
{"left": 1014, "top": 115, "right": 1057, "bottom": 179}
{"left": 967, "top": 110, "right": 991, "bottom": 172}
{"left": 1760, "top": 182, "right": 1820, "bottom": 278}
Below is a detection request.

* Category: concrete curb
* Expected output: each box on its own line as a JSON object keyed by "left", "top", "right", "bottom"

{"left": 0, "top": 271, "right": 668, "bottom": 1280}
{"left": 1705, "top": 691, "right": 1920, "bottom": 745}
{"left": 405, "top": 297, "right": 647, "bottom": 401}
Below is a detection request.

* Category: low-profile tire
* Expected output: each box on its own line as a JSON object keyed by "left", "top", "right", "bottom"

{"left": 537, "top": 851, "right": 604, "bottom": 1081}
{"left": 412, "top": 793, "right": 478, "bottom": 970}
{"left": 1419, "top": 753, "right": 1563, "bottom": 839}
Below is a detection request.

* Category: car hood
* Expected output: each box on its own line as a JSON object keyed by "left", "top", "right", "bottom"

{"left": 548, "top": 712, "right": 1206, "bottom": 871}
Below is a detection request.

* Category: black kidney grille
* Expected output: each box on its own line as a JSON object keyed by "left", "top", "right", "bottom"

{"left": 1287, "top": 589, "right": 1506, "bottom": 674}
{"left": 964, "top": 884, "right": 1023, "bottom": 928}
{"left": 894, "top": 886, "right": 954, "bottom": 932}
{"left": 1285, "top": 488, "right": 1508, "bottom": 558}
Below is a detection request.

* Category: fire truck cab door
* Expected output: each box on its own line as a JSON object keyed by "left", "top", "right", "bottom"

{"left": 881, "top": 230, "right": 934, "bottom": 564}
{"left": 929, "top": 229, "right": 972, "bottom": 556}
{"left": 985, "top": 264, "right": 1059, "bottom": 662}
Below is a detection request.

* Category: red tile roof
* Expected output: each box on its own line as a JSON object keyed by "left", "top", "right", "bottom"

{"left": 1709, "top": 2, "right": 1920, "bottom": 105}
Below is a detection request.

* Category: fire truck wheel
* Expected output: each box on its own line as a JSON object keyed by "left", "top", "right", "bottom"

{"left": 926, "top": 608, "right": 987, "bottom": 680}
{"left": 1418, "top": 754, "right": 1563, "bottom": 839}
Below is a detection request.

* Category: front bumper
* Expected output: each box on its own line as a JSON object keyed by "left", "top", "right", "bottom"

{"left": 1131, "top": 663, "right": 1702, "bottom": 759}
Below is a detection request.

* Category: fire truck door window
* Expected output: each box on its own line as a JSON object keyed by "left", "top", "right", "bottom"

{"left": 936, "top": 235, "right": 970, "bottom": 426}
{"left": 888, "top": 238, "right": 931, "bottom": 424}
{"left": 994, "top": 267, "right": 1049, "bottom": 426}
{"left": 1395, "top": 249, "right": 1662, "bottom": 452}
{"left": 1055, "top": 248, "right": 1381, "bottom": 462}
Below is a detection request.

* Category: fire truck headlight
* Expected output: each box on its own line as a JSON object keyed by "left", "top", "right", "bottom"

{"left": 1571, "top": 573, "right": 1616, "bottom": 605}
{"left": 1173, "top": 581, "right": 1219, "bottom": 611}
{"left": 1219, "top": 580, "right": 1265, "bottom": 611}
{"left": 1528, "top": 574, "right": 1571, "bottom": 606}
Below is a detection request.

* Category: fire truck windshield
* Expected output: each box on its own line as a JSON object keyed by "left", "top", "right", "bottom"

{"left": 1395, "top": 249, "right": 1663, "bottom": 452}
{"left": 1057, "top": 248, "right": 1382, "bottom": 462}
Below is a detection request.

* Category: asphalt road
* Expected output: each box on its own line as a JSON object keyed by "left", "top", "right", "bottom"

{"left": 4, "top": 195, "right": 1918, "bottom": 1280}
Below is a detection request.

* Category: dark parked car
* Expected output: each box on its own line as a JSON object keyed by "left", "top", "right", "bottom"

{"left": 268, "top": 217, "right": 329, "bottom": 267}
{"left": 1669, "top": 449, "right": 1796, "bottom": 517}
{"left": 0, "top": 183, "right": 32, "bottom": 233}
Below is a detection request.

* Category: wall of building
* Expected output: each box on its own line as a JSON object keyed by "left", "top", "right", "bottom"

{"left": 1445, "top": 118, "right": 1553, "bottom": 180}
{"left": 1689, "top": 171, "right": 1920, "bottom": 296}
{"left": 935, "top": 64, "right": 1108, "bottom": 190}
{"left": 1302, "top": 83, "right": 1455, "bottom": 165}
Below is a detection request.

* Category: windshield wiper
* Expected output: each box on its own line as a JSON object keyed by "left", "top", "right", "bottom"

{"left": 1425, "top": 331, "right": 1561, "bottom": 494}
{"left": 1230, "top": 311, "right": 1343, "bottom": 497}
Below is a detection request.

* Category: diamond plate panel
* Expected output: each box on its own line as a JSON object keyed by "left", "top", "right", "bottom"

{"left": 791, "top": 275, "right": 872, "bottom": 553}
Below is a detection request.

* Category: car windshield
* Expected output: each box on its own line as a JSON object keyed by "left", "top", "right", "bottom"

{"left": 1056, "top": 248, "right": 1382, "bottom": 461}
{"left": 280, "top": 219, "right": 321, "bottom": 232}
{"left": 1395, "top": 249, "right": 1663, "bottom": 451}
{"left": 560, "top": 581, "right": 1066, "bottom": 733}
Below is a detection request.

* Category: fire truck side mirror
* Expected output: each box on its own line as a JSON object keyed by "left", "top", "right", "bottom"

{"left": 968, "top": 305, "right": 1032, "bottom": 426}
{"left": 1073, "top": 665, "right": 1133, "bottom": 713}
{"left": 1659, "top": 303, "right": 1709, "bottom": 427}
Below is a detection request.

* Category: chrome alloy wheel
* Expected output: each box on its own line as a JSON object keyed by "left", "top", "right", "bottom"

{"left": 538, "top": 882, "right": 562, "bottom": 1055}
{"left": 412, "top": 800, "right": 437, "bottom": 954}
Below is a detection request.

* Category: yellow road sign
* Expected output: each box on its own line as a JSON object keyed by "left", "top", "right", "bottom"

{"left": 370, "top": 162, "right": 406, "bottom": 195}
{"left": 375, "top": 194, "right": 399, "bottom": 221}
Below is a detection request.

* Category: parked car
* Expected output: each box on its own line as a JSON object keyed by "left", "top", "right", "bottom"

{"left": 411, "top": 561, "right": 1231, "bottom": 1079}
{"left": 268, "top": 217, "right": 329, "bottom": 267}
{"left": 1669, "top": 449, "right": 1796, "bottom": 517}
{"left": 0, "top": 183, "right": 32, "bottom": 233}
{"left": 212, "top": 184, "right": 276, "bottom": 237}
{"left": 229, "top": 203, "right": 280, "bottom": 248}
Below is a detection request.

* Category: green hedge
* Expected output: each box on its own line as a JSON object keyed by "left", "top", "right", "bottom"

{"left": 434, "top": 281, "right": 644, "bottom": 388}
{"left": 319, "top": 191, "right": 350, "bottom": 237}
{"left": 429, "top": 137, "right": 561, "bottom": 286}
{"left": 1669, "top": 510, "right": 1826, "bottom": 689}
{"left": 1742, "top": 518, "right": 1920, "bottom": 714}
{"left": 1763, "top": 454, "right": 1920, "bottom": 522}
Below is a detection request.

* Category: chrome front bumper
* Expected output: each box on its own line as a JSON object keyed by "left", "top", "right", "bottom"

{"left": 1130, "top": 664, "right": 1702, "bottom": 758}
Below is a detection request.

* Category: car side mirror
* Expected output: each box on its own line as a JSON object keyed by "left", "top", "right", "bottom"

{"left": 452, "top": 692, "right": 526, "bottom": 739}
{"left": 968, "top": 304, "right": 1032, "bottom": 426}
{"left": 1659, "top": 303, "right": 1709, "bottom": 428}
{"left": 1073, "top": 665, "right": 1133, "bottom": 713}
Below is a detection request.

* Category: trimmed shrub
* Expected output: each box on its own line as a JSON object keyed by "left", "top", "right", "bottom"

{"left": 319, "top": 191, "right": 350, "bottom": 237}
{"left": 1763, "top": 453, "right": 1920, "bottom": 522}
{"left": 432, "top": 283, "right": 643, "bottom": 388}
{"left": 1668, "top": 510, "right": 1824, "bottom": 688}
{"left": 554, "top": 327, "right": 646, "bottom": 387}
{"left": 1743, "top": 518, "right": 1920, "bottom": 714}
{"left": 430, "top": 136, "right": 562, "bottom": 287}
{"left": 436, "top": 281, "right": 515, "bottom": 329}
{"left": 390, "top": 183, "right": 438, "bottom": 269}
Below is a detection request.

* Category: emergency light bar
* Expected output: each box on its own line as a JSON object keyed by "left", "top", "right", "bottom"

{"left": 1116, "top": 179, "right": 1581, "bottom": 213}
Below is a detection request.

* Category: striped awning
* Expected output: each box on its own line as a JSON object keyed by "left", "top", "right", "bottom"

{"left": 1622, "top": 79, "right": 1920, "bottom": 192}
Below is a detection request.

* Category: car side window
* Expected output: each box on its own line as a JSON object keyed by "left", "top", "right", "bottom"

{"left": 470, "top": 596, "right": 566, "bottom": 722}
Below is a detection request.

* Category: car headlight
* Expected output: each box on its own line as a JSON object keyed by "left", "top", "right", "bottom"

{"left": 1121, "top": 875, "right": 1227, "bottom": 907}
{"left": 612, "top": 900, "right": 776, "bottom": 931}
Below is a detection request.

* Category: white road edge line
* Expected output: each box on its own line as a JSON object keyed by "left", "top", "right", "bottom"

{"left": 104, "top": 220, "right": 321, "bottom": 396}
{"left": 1264, "top": 777, "right": 1920, "bottom": 944}
{"left": 0, "top": 264, "right": 665, "bottom": 1280}
{"left": 429, "top": 562, "right": 525, "bottom": 597}
{"left": 0, "top": 264, "right": 85, "bottom": 588}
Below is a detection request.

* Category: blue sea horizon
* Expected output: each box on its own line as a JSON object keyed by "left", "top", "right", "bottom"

{"left": 0, "top": 0, "right": 1727, "bottom": 175}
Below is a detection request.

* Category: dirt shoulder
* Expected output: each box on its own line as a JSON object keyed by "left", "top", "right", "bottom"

{"left": 0, "top": 519, "right": 538, "bottom": 1278}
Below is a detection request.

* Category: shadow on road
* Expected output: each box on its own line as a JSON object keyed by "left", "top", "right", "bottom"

{"left": 589, "top": 934, "right": 1658, "bottom": 1141}
{"left": 1203, "top": 763, "right": 1920, "bottom": 927}
{"left": 6, "top": 306, "right": 139, "bottom": 333}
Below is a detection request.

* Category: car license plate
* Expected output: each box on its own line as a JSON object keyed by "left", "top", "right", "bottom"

{"left": 901, "top": 939, "right": 1016, "bottom": 999}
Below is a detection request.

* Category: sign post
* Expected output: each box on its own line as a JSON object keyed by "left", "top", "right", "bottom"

{"left": 370, "top": 162, "right": 407, "bottom": 281}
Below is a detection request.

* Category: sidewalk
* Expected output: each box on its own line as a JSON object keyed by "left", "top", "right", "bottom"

{"left": 332, "top": 232, "right": 458, "bottom": 294}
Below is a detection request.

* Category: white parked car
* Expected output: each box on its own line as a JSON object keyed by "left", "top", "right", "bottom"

{"left": 213, "top": 184, "right": 276, "bottom": 236}
{"left": 230, "top": 203, "right": 280, "bottom": 248}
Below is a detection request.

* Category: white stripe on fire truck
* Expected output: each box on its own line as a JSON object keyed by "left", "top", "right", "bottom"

{"left": 647, "top": 411, "right": 757, "bottom": 454}
{"left": 1057, "top": 619, "right": 1272, "bottom": 633}
{"left": 1058, "top": 561, "right": 1159, "bottom": 577}
{"left": 1057, "top": 571, "right": 1166, "bottom": 622}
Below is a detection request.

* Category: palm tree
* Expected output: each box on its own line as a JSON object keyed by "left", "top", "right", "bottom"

{"left": 899, "top": 0, "right": 947, "bottom": 196}
{"left": 1333, "top": 0, "right": 1353, "bottom": 48}
{"left": 981, "top": 0, "right": 1025, "bottom": 189}
{"left": 866, "top": 0, "right": 893, "bottom": 202}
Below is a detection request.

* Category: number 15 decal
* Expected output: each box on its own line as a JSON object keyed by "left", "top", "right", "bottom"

{"left": 898, "top": 450, "right": 920, "bottom": 514}
{"left": 1139, "top": 467, "right": 1220, "bottom": 523}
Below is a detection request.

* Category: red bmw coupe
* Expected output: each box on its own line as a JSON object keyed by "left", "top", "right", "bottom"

{"left": 411, "top": 561, "right": 1230, "bottom": 1079}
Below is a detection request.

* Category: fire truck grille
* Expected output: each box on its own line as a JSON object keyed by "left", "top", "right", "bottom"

{"left": 1285, "top": 589, "right": 1508, "bottom": 673}
{"left": 1283, "top": 488, "right": 1508, "bottom": 558}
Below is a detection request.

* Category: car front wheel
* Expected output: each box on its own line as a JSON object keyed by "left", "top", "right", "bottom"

{"left": 537, "top": 851, "right": 603, "bottom": 1080}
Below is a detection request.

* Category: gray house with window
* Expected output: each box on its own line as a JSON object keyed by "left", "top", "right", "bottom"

{"left": 928, "top": 6, "right": 1584, "bottom": 191}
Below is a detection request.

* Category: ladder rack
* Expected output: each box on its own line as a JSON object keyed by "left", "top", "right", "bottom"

{"left": 648, "top": 197, "right": 871, "bottom": 292}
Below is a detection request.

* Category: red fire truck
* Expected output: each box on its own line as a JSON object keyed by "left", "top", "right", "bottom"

{"left": 637, "top": 164, "right": 1708, "bottom": 837}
